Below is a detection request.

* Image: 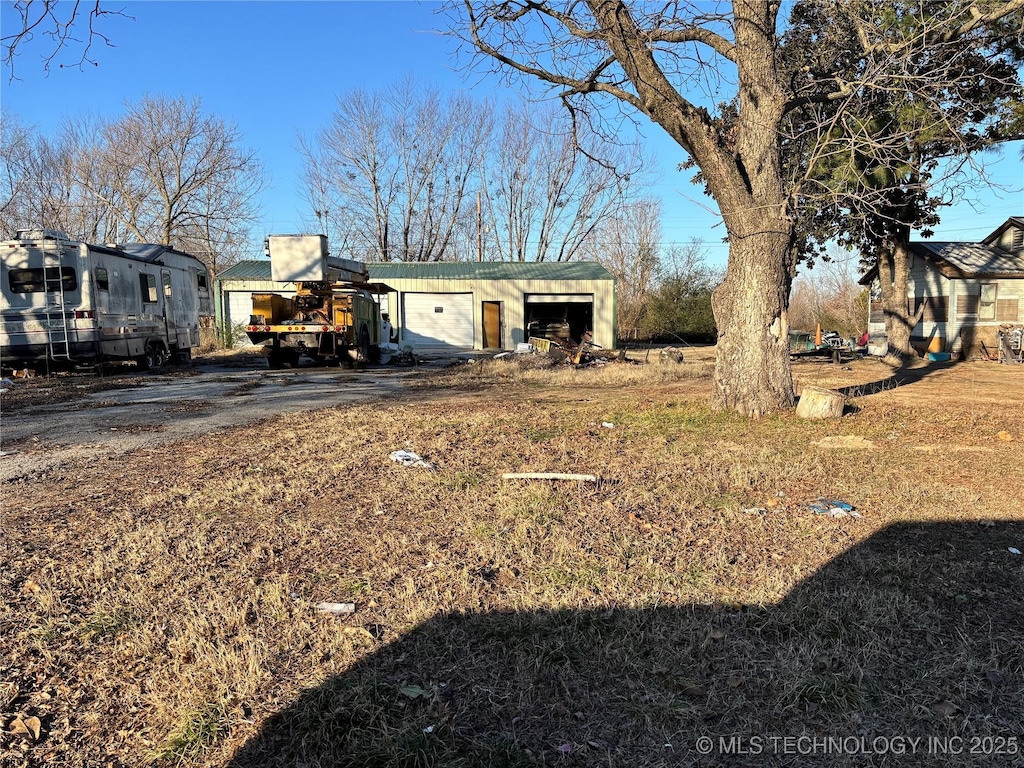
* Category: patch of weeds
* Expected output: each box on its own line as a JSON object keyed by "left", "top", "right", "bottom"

{"left": 665, "top": 565, "right": 710, "bottom": 592}
{"left": 27, "top": 619, "right": 64, "bottom": 646}
{"left": 791, "top": 676, "right": 862, "bottom": 713}
{"left": 319, "top": 574, "right": 370, "bottom": 598}
{"left": 152, "top": 700, "right": 228, "bottom": 764}
{"left": 532, "top": 563, "right": 607, "bottom": 589}
{"left": 524, "top": 426, "right": 564, "bottom": 442}
{"left": 440, "top": 470, "right": 484, "bottom": 491}
{"left": 79, "top": 609, "right": 136, "bottom": 642}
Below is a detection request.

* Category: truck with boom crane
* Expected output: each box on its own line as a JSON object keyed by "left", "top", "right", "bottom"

{"left": 245, "top": 235, "right": 386, "bottom": 368}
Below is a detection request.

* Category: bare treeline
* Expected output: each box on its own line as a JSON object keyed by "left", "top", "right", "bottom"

{"left": 1, "top": 95, "right": 264, "bottom": 277}
{"left": 299, "top": 80, "right": 645, "bottom": 262}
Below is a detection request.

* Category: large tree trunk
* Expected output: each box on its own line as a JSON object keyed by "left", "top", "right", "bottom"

{"left": 711, "top": 221, "right": 796, "bottom": 416}
{"left": 876, "top": 227, "right": 923, "bottom": 365}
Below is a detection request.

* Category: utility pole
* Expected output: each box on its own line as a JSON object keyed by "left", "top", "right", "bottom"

{"left": 477, "top": 191, "right": 483, "bottom": 263}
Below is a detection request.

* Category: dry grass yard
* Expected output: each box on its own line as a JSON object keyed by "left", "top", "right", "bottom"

{"left": 2, "top": 352, "right": 1022, "bottom": 767}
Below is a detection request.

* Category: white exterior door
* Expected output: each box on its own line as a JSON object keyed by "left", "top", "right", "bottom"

{"left": 401, "top": 293, "right": 474, "bottom": 349}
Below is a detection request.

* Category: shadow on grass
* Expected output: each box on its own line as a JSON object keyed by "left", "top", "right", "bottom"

{"left": 228, "top": 522, "right": 1024, "bottom": 767}
{"left": 835, "top": 360, "right": 957, "bottom": 398}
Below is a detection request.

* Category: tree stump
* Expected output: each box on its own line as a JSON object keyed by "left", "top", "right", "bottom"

{"left": 796, "top": 386, "right": 845, "bottom": 419}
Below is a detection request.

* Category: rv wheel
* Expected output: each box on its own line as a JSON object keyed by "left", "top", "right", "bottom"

{"left": 144, "top": 343, "right": 165, "bottom": 370}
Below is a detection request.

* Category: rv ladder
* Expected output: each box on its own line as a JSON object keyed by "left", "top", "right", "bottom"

{"left": 42, "top": 237, "right": 72, "bottom": 360}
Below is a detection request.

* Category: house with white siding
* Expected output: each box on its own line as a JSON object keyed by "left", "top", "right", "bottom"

{"left": 859, "top": 217, "right": 1024, "bottom": 356}
{"left": 215, "top": 260, "right": 617, "bottom": 352}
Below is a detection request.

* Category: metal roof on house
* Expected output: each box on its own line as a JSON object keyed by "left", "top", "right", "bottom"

{"left": 909, "top": 241, "right": 1024, "bottom": 278}
{"left": 218, "top": 260, "right": 615, "bottom": 282}
{"left": 858, "top": 217, "right": 1024, "bottom": 284}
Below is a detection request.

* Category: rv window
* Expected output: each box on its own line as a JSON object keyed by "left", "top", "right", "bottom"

{"left": 197, "top": 271, "right": 209, "bottom": 291}
{"left": 140, "top": 273, "right": 158, "bottom": 303}
{"left": 95, "top": 267, "right": 110, "bottom": 291}
{"left": 8, "top": 267, "right": 78, "bottom": 293}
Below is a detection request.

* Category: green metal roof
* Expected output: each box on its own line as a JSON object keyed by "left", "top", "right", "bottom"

{"left": 217, "top": 259, "right": 614, "bottom": 283}
{"left": 216, "top": 261, "right": 276, "bottom": 281}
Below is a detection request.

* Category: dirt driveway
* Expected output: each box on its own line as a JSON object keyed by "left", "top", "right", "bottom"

{"left": 0, "top": 360, "right": 421, "bottom": 483}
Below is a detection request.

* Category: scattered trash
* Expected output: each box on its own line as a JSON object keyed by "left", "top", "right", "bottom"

{"left": 600, "top": 422, "right": 614, "bottom": 429}
{"left": 802, "top": 498, "right": 862, "bottom": 518}
{"left": 742, "top": 507, "right": 768, "bottom": 515}
{"left": 389, "top": 450, "right": 435, "bottom": 469}
{"left": 557, "top": 743, "right": 573, "bottom": 753}
{"left": 494, "top": 351, "right": 512, "bottom": 359}
{"left": 423, "top": 725, "right": 436, "bottom": 734}
{"left": 502, "top": 472, "right": 598, "bottom": 482}
{"left": 400, "top": 684, "right": 429, "bottom": 700}
{"left": 1009, "top": 547, "right": 1022, "bottom": 556}
{"left": 316, "top": 602, "right": 356, "bottom": 615}
{"left": 514, "top": 342, "right": 534, "bottom": 354}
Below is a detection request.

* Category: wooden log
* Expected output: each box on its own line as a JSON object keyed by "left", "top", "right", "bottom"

{"left": 796, "top": 386, "right": 845, "bottom": 419}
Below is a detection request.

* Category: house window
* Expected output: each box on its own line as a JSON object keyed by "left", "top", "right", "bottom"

{"left": 908, "top": 295, "right": 947, "bottom": 322}
{"left": 140, "top": 273, "right": 158, "bottom": 303}
{"left": 979, "top": 284, "right": 996, "bottom": 321}
{"left": 95, "top": 267, "right": 109, "bottom": 291}
{"left": 956, "top": 291, "right": 979, "bottom": 318}
{"left": 997, "top": 296, "right": 1020, "bottom": 322}
{"left": 197, "top": 271, "right": 209, "bottom": 291}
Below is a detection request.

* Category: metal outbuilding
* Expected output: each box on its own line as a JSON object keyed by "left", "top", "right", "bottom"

{"left": 215, "top": 260, "right": 617, "bottom": 351}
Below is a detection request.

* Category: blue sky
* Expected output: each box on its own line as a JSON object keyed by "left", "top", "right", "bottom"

{"left": 2, "top": 0, "right": 1021, "bottom": 269}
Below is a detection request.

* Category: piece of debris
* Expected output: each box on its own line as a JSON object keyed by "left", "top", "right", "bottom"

{"left": 502, "top": 472, "right": 599, "bottom": 482}
{"left": 1009, "top": 547, "right": 1022, "bottom": 556}
{"left": 802, "top": 498, "right": 862, "bottom": 518}
{"left": 659, "top": 347, "right": 684, "bottom": 364}
{"left": 316, "top": 602, "right": 356, "bottom": 615}
{"left": 389, "top": 450, "right": 435, "bottom": 469}
{"left": 600, "top": 421, "right": 614, "bottom": 429}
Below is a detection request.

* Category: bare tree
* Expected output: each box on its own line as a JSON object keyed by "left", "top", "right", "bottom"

{"left": 590, "top": 198, "right": 661, "bottom": 338}
{"left": 789, "top": 250, "right": 867, "bottom": 338}
{"left": 0, "top": 114, "right": 39, "bottom": 232}
{"left": 2, "top": 0, "right": 132, "bottom": 79}
{"left": 304, "top": 80, "right": 489, "bottom": 262}
{"left": 448, "top": 0, "right": 1024, "bottom": 416}
{"left": 479, "top": 101, "right": 635, "bottom": 261}
{"left": 63, "top": 95, "right": 265, "bottom": 275}
{"left": 1, "top": 97, "right": 264, "bottom": 275}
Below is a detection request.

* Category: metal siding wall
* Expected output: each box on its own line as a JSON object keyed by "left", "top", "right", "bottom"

{"left": 218, "top": 275, "right": 615, "bottom": 351}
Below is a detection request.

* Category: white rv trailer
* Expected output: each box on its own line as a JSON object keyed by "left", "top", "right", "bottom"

{"left": 1, "top": 228, "right": 212, "bottom": 369}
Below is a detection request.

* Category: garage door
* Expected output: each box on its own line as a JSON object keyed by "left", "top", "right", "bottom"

{"left": 402, "top": 293, "right": 474, "bottom": 349}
